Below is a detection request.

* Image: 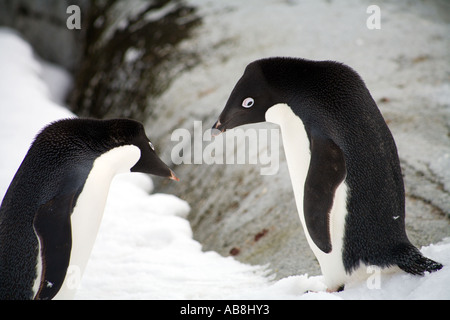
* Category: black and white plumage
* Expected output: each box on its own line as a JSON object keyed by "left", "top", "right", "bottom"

{"left": 213, "top": 57, "right": 442, "bottom": 291}
{"left": 0, "top": 118, "right": 178, "bottom": 300}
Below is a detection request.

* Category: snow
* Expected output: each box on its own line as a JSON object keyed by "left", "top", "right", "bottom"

{"left": 0, "top": 11, "right": 449, "bottom": 300}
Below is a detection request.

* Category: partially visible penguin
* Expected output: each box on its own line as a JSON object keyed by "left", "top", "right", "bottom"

{"left": 0, "top": 118, "right": 179, "bottom": 300}
{"left": 212, "top": 57, "right": 442, "bottom": 291}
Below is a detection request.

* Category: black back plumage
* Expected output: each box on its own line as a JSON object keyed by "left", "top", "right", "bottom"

{"left": 0, "top": 119, "right": 96, "bottom": 299}
{"left": 258, "top": 58, "right": 441, "bottom": 273}
{"left": 214, "top": 57, "right": 442, "bottom": 277}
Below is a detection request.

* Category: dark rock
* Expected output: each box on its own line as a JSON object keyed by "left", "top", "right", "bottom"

{"left": 69, "top": 0, "right": 201, "bottom": 120}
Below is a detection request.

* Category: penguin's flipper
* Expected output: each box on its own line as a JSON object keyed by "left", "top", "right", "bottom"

{"left": 304, "top": 132, "right": 346, "bottom": 253}
{"left": 33, "top": 193, "right": 75, "bottom": 300}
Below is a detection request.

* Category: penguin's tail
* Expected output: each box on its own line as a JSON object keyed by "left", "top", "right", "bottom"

{"left": 394, "top": 243, "right": 443, "bottom": 275}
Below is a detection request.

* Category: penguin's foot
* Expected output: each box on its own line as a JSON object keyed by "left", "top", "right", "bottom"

{"left": 326, "top": 284, "right": 345, "bottom": 293}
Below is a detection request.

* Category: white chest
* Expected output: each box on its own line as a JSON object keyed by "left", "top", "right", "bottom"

{"left": 265, "top": 104, "right": 349, "bottom": 290}
{"left": 53, "top": 145, "right": 141, "bottom": 299}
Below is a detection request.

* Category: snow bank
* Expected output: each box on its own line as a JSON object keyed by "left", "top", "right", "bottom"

{"left": 0, "top": 28, "right": 448, "bottom": 300}
{"left": 0, "top": 28, "right": 74, "bottom": 201}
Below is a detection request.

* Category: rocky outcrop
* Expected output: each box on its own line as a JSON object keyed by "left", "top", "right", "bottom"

{"left": 0, "top": 0, "right": 201, "bottom": 120}
{"left": 69, "top": 0, "right": 201, "bottom": 119}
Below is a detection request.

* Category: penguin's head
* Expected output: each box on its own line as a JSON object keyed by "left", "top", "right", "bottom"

{"left": 101, "top": 119, "right": 179, "bottom": 181}
{"left": 212, "top": 61, "right": 280, "bottom": 133}
{"left": 38, "top": 118, "right": 179, "bottom": 181}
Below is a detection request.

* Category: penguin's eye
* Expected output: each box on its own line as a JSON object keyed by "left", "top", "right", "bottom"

{"left": 149, "top": 141, "right": 155, "bottom": 151}
{"left": 242, "top": 97, "right": 255, "bottom": 108}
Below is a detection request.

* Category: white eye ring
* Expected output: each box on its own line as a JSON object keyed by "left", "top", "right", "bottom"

{"left": 242, "top": 97, "right": 255, "bottom": 108}
{"left": 149, "top": 141, "right": 155, "bottom": 151}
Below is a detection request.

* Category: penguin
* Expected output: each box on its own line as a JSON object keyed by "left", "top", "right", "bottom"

{"left": 0, "top": 118, "right": 179, "bottom": 300}
{"left": 212, "top": 57, "right": 442, "bottom": 291}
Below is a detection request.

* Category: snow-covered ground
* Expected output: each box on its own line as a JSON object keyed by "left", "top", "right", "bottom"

{"left": 0, "top": 23, "right": 448, "bottom": 300}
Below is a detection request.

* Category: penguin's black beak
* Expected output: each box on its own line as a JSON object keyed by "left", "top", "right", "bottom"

{"left": 211, "top": 111, "right": 244, "bottom": 135}
{"left": 131, "top": 143, "right": 180, "bottom": 182}
{"left": 212, "top": 105, "right": 264, "bottom": 135}
{"left": 212, "top": 112, "right": 251, "bottom": 136}
{"left": 131, "top": 156, "right": 179, "bottom": 182}
{"left": 169, "top": 170, "right": 180, "bottom": 181}
{"left": 212, "top": 119, "right": 225, "bottom": 137}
